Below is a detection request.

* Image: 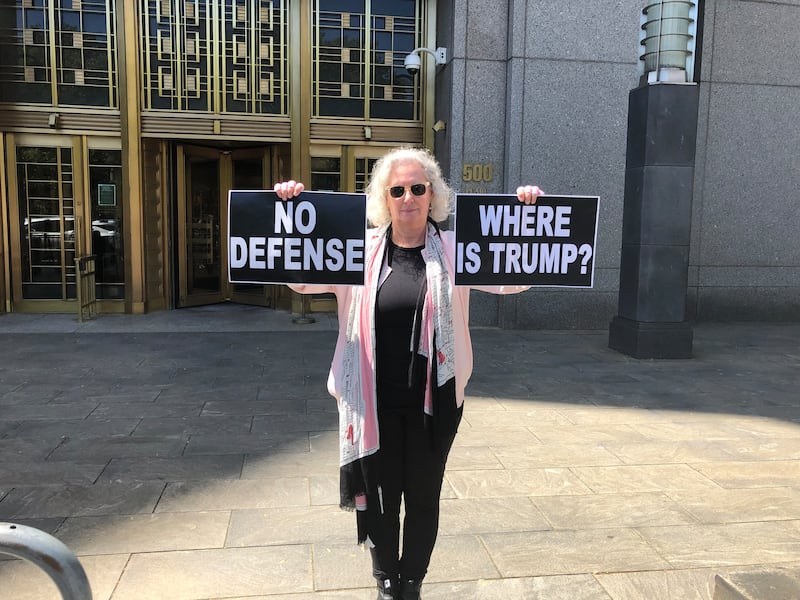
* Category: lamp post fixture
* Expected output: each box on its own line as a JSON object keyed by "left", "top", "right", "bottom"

{"left": 639, "top": 1, "right": 698, "bottom": 84}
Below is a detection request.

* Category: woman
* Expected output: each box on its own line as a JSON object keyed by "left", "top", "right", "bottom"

{"left": 275, "top": 147, "right": 541, "bottom": 600}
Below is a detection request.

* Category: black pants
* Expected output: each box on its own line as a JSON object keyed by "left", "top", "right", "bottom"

{"left": 368, "top": 407, "right": 447, "bottom": 581}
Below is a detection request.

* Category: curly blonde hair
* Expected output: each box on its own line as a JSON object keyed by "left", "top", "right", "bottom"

{"left": 365, "top": 147, "right": 452, "bottom": 227}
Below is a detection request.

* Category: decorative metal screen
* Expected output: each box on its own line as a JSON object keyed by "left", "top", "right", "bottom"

{"left": 313, "top": 0, "right": 421, "bottom": 120}
{"left": 0, "top": 0, "right": 117, "bottom": 106}
{"left": 140, "top": 0, "right": 288, "bottom": 114}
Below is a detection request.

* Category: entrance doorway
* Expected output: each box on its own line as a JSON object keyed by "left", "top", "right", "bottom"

{"left": 176, "top": 144, "right": 284, "bottom": 308}
{"left": 175, "top": 143, "right": 392, "bottom": 311}
{"left": 4, "top": 133, "right": 125, "bottom": 313}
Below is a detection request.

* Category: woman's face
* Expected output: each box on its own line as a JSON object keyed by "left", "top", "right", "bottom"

{"left": 385, "top": 160, "right": 432, "bottom": 239}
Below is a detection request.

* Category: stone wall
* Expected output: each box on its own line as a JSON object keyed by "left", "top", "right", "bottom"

{"left": 436, "top": 0, "right": 800, "bottom": 328}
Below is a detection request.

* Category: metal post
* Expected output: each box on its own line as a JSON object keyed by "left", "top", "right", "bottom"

{"left": 74, "top": 255, "right": 97, "bottom": 322}
{"left": 292, "top": 292, "right": 316, "bottom": 325}
{"left": 0, "top": 523, "right": 93, "bottom": 600}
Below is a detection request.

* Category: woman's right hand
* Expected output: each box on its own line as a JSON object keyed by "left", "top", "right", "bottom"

{"left": 273, "top": 180, "right": 305, "bottom": 200}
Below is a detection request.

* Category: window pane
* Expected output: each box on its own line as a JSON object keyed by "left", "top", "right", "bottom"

{"left": 53, "top": 0, "right": 117, "bottom": 107}
{"left": 313, "top": 0, "right": 421, "bottom": 120}
{"left": 0, "top": 4, "right": 53, "bottom": 103}
{"left": 311, "top": 156, "right": 341, "bottom": 192}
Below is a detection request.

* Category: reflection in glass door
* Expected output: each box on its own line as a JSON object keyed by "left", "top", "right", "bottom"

{"left": 15, "top": 145, "right": 77, "bottom": 301}
{"left": 89, "top": 149, "right": 125, "bottom": 299}
{"left": 180, "top": 148, "right": 223, "bottom": 306}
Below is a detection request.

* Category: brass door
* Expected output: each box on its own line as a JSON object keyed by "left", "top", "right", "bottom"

{"left": 5, "top": 134, "right": 126, "bottom": 313}
{"left": 177, "top": 144, "right": 277, "bottom": 308}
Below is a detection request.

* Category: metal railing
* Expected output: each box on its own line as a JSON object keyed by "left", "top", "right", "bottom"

{"left": 74, "top": 255, "right": 97, "bottom": 322}
{"left": 0, "top": 522, "right": 93, "bottom": 600}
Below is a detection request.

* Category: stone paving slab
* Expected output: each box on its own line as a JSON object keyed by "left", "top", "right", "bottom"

{"left": 0, "top": 554, "right": 130, "bottom": 600}
{"left": 57, "top": 511, "right": 231, "bottom": 555}
{"left": 667, "top": 487, "right": 800, "bottom": 524}
{"left": 595, "top": 568, "right": 723, "bottom": 600}
{"left": 98, "top": 455, "right": 245, "bottom": 483}
{"left": 482, "top": 528, "right": 672, "bottom": 577}
{"left": 638, "top": 521, "right": 800, "bottom": 568}
{"left": 0, "top": 309, "right": 799, "bottom": 599}
{"left": 226, "top": 506, "right": 353, "bottom": 547}
{"left": 0, "top": 461, "right": 108, "bottom": 486}
{"left": 531, "top": 492, "right": 697, "bottom": 529}
{"left": 692, "top": 459, "right": 800, "bottom": 488}
{"left": 0, "top": 482, "right": 166, "bottom": 519}
{"left": 155, "top": 477, "right": 311, "bottom": 512}
{"left": 113, "top": 545, "right": 314, "bottom": 599}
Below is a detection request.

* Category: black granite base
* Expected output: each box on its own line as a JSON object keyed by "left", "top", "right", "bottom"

{"left": 608, "top": 316, "right": 693, "bottom": 359}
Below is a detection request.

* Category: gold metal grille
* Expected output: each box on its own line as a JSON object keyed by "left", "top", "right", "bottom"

{"left": 312, "top": 0, "right": 421, "bottom": 120}
{"left": 0, "top": 0, "right": 118, "bottom": 107}
{"left": 140, "top": 0, "right": 288, "bottom": 114}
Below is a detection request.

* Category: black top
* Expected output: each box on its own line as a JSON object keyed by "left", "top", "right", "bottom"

{"left": 375, "top": 241, "right": 428, "bottom": 409}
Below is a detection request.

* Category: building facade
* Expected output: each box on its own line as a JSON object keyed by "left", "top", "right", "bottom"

{"left": 1, "top": 0, "right": 798, "bottom": 327}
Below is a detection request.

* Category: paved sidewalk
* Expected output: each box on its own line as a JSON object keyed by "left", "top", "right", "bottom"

{"left": 1, "top": 305, "right": 799, "bottom": 599}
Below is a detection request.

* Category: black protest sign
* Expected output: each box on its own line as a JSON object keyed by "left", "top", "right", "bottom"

{"left": 454, "top": 194, "right": 599, "bottom": 287}
{"left": 228, "top": 190, "right": 366, "bottom": 285}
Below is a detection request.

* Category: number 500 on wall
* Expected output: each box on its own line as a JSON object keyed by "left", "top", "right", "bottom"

{"left": 462, "top": 163, "right": 494, "bottom": 183}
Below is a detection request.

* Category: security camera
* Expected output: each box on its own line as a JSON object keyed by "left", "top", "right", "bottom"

{"left": 404, "top": 52, "right": 421, "bottom": 76}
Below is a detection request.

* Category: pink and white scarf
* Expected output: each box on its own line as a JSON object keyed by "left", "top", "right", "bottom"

{"left": 338, "top": 223, "right": 456, "bottom": 470}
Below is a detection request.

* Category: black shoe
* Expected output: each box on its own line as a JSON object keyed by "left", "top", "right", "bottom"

{"left": 397, "top": 577, "right": 422, "bottom": 600}
{"left": 376, "top": 576, "right": 397, "bottom": 600}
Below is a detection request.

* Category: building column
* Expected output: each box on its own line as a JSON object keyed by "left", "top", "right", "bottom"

{"left": 608, "top": 82, "right": 699, "bottom": 358}
{"left": 117, "top": 1, "right": 147, "bottom": 314}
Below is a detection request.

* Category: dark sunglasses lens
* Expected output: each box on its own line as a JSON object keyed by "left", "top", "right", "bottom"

{"left": 410, "top": 183, "right": 427, "bottom": 196}
{"left": 389, "top": 186, "right": 405, "bottom": 198}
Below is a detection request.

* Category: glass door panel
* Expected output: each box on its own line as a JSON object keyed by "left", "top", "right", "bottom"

{"left": 16, "top": 145, "right": 77, "bottom": 300}
{"left": 178, "top": 145, "right": 274, "bottom": 308}
{"left": 311, "top": 156, "right": 342, "bottom": 191}
{"left": 7, "top": 135, "right": 124, "bottom": 312}
{"left": 179, "top": 146, "right": 224, "bottom": 306}
{"left": 188, "top": 156, "right": 221, "bottom": 296}
{"left": 88, "top": 149, "right": 124, "bottom": 300}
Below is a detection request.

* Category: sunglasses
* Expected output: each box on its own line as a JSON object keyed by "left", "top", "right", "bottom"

{"left": 387, "top": 182, "right": 430, "bottom": 198}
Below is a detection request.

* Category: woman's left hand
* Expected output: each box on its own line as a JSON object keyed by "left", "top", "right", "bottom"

{"left": 516, "top": 185, "right": 544, "bottom": 205}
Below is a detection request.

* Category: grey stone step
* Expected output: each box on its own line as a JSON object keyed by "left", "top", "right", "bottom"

{"left": 714, "top": 568, "right": 800, "bottom": 600}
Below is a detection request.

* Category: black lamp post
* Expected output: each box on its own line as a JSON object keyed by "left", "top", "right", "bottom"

{"left": 608, "top": 1, "right": 700, "bottom": 359}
